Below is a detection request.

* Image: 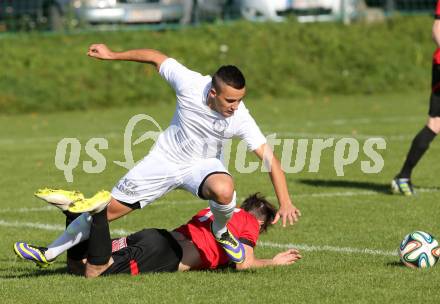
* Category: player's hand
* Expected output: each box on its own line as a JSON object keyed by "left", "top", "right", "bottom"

{"left": 272, "top": 249, "right": 301, "bottom": 266}
{"left": 87, "top": 44, "right": 114, "bottom": 60}
{"left": 272, "top": 203, "right": 301, "bottom": 227}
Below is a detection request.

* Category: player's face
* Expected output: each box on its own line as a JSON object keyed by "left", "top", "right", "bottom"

{"left": 210, "top": 83, "right": 246, "bottom": 117}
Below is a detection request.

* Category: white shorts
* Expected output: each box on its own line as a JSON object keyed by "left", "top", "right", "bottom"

{"left": 111, "top": 152, "right": 229, "bottom": 208}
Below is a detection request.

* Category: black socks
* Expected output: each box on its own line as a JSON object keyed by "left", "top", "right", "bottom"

{"left": 87, "top": 209, "right": 112, "bottom": 265}
{"left": 398, "top": 126, "right": 437, "bottom": 179}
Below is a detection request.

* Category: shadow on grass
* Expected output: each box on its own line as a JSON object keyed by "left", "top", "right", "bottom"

{"left": 417, "top": 186, "right": 440, "bottom": 191}
{"left": 1, "top": 264, "right": 257, "bottom": 279}
{"left": 297, "top": 179, "right": 390, "bottom": 194}
{"left": 196, "top": 265, "right": 257, "bottom": 274}
{"left": 386, "top": 261, "right": 406, "bottom": 268}
{"left": 0, "top": 266, "right": 69, "bottom": 279}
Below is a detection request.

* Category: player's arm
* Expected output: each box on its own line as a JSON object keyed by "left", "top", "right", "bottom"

{"left": 87, "top": 44, "right": 168, "bottom": 71}
{"left": 235, "top": 244, "right": 301, "bottom": 270}
{"left": 253, "top": 143, "right": 301, "bottom": 226}
{"left": 433, "top": 19, "right": 440, "bottom": 49}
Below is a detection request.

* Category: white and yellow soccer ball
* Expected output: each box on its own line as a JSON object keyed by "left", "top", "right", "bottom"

{"left": 399, "top": 231, "right": 440, "bottom": 269}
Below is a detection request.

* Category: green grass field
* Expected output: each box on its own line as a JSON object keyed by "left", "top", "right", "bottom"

{"left": 1, "top": 91, "right": 440, "bottom": 303}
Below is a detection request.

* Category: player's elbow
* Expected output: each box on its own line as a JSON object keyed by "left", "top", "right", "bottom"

{"left": 235, "top": 262, "right": 252, "bottom": 270}
{"left": 151, "top": 51, "right": 168, "bottom": 71}
{"left": 235, "top": 257, "right": 254, "bottom": 270}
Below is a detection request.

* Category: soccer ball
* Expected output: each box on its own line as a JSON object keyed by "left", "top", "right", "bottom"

{"left": 399, "top": 231, "right": 440, "bottom": 269}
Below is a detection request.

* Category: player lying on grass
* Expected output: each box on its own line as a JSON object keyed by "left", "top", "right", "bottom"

{"left": 14, "top": 193, "right": 301, "bottom": 277}
{"left": 50, "top": 43, "right": 301, "bottom": 265}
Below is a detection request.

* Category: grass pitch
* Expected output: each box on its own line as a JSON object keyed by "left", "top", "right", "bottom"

{"left": 1, "top": 92, "right": 440, "bottom": 303}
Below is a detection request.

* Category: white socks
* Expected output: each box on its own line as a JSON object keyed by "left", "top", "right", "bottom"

{"left": 209, "top": 192, "right": 236, "bottom": 239}
{"left": 44, "top": 213, "right": 92, "bottom": 261}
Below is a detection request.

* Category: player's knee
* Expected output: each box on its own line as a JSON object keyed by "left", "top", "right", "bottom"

{"left": 203, "top": 174, "right": 234, "bottom": 204}
{"left": 427, "top": 118, "right": 440, "bottom": 134}
{"left": 212, "top": 187, "right": 234, "bottom": 204}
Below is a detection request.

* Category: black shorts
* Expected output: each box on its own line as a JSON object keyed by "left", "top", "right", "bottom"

{"left": 101, "top": 229, "right": 182, "bottom": 276}
{"left": 429, "top": 63, "right": 440, "bottom": 117}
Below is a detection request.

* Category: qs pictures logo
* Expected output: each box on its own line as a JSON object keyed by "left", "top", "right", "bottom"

{"left": 54, "top": 114, "right": 163, "bottom": 182}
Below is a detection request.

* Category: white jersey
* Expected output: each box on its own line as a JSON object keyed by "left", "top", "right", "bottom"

{"left": 152, "top": 58, "right": 266, "bottom": 163}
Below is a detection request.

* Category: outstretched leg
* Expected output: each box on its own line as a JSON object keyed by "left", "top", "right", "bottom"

{"left": 397, "top": 125, "right": 437, "bottom": 179}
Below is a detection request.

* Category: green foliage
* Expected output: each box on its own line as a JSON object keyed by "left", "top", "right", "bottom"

{"left": 0, "top": 16, "right": 435, "bottom": 113}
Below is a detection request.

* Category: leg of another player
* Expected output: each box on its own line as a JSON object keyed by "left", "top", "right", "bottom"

{"left": 392, "top": 117, "right": 439, "bottom": 196}
{"left": 397, "top": 117, "right": 439, "bottom": 179}
{"left": 201, "top": 173, "right": 236, "bottom": 238}
{"left": 44, "top": 197, "right": 133, "bottom": 261}
{"left": 44, "top": 212, "right": 93, "bottom": 261}
{"left": 85, "top": 208, "right": 113, "bottom": 278}
{"left": 393, "top": 61, "right": 440, "bottom": 195}
{"left": 427, "top": 116, "right": 440, "bottom": 134}
{"left": 64, "top": 211, "right": 89, "bottom": 274}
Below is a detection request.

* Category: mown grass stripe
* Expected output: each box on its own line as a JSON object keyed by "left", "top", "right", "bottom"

{"left": 258, "top": 241, "right": 397, "bottom": 257}
{"left": 1, "top": 188, "right": 439, "bottom": 213}
{"left": 1, "top": 219, "right": 397, "bottom": 257}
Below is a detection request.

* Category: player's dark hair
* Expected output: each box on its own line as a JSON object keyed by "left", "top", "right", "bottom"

{"left": 240, "top": 193, "right": 276, "bottom": 233}
{"left": 212, "top": 65, "right": 246, "bottom": 93}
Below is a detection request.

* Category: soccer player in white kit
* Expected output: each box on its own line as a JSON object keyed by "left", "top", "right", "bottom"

{"left": 36, "top": 44, "right": 301, "bottom": 264}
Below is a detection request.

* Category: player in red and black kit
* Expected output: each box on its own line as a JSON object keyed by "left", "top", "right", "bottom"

{"left": 391, "top": 1, "right": 440, "bottom": 196}
{"left": 13, "top": 193, "right": 301, "bottom": 277}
